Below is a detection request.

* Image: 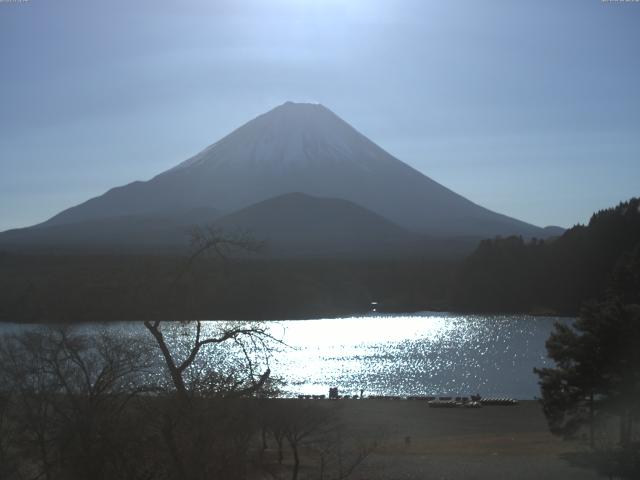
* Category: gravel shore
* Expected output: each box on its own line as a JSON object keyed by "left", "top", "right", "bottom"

{"left": 294, "top": 399, "right": 600, "bottom": 479}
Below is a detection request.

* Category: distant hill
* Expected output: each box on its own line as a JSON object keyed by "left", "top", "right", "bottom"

{"left": 452, "top": 198, "right": 640, "bottom": 314}
{"left": 215, "top": 192, "right": 419, "bottom": 257}
{"left": 542, "top": 225, "right": 566, "bottom": 237}
{"left": 213, "top": 192, "right": 479, "bottom": 258}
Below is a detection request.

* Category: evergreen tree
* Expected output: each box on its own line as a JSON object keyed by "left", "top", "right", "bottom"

{"left": 454, "top": 197, "right": 640, "bottom": 315}
{"left": 535, "top": 244, "right": 640, "bottom": 451}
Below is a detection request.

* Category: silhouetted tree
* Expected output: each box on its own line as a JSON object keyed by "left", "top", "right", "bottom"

{"left": 314, "top": 423, "right": 376, "bottom": 480}
{"left": 535, "top": 300, "right": 640, "bottom": 443}
{"left": 143, "top": 225, "right": 270, "bottom": 398}
{"left": 535, "top": 242, "right": 640, "bottom": 478}
{"left": 0, "top": 328, "right": 156, "bottom": 480}
{"left": 142, "top": 226, "right": 278, "bottom": 480}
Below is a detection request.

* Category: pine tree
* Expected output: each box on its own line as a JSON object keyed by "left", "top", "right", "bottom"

{"left": 535, "top": 245, "right": 640, "bottom": 448}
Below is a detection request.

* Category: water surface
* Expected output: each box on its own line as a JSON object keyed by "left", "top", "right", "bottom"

{"left": 0, "top": 312, "right": 569, "bottom": 399}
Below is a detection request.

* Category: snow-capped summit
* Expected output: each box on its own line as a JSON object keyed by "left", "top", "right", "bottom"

{"left": 169, "top": 101, "right": 391, "bottom": 173}
{"left": 35, "top": 102, "right": 545, "bottom": 238}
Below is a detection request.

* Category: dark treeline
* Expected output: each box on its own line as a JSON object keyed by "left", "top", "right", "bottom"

{"left": 534, "top": 215, "right": 640, "bottom": 479}
{"left": 452, "top": 198, "right": 640, "bottom": 315}
{"left": 2, "top": 197, "right": 638, "bottom": 323}
{"left": 0, "top": 254, "right": 455, "bottom": 323}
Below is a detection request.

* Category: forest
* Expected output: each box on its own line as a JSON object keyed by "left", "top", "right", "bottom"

{"left": 0, "top": 254, "right": 454, "bottom": 323}
{"left": 452, "top": 198, "right": 640, "bottom": 315}
{"left": 0, "top": 198, "right": 638, "bottom": 323}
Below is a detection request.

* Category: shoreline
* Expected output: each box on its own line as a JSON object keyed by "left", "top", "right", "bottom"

{"left": 261, "top": 398, "right": 599, "bottom": 479}
{"left": 0, "top": 309, "right": 577, "bottom": 326}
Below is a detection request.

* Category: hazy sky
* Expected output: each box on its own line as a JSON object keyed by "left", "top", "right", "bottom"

{"left": 1, "top": 0, "right": 639, "bottom": 231}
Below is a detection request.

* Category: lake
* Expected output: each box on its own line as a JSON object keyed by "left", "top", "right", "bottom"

{"left": 0, "top": 312, "right": 570, "bottom": 399}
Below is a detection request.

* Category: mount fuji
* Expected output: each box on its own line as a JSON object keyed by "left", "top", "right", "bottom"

{"left": 1, "top": 102, "right": 557, "bottom": 256}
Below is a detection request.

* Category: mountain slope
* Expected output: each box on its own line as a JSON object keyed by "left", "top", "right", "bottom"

{"left": 0, "top": 208, "right": 220, "bottom": 253}
{"left": 0, "top": 193, "right": 481, "bottom": 258}
{"left": 39, "top": 102, "right": 547, "bottom": 239}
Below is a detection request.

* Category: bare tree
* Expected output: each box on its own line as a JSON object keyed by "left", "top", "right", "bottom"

{"left": 143, "top": 319, "right": 273, "bottom": 400}
{"left": 261, "top": 401, "right": 375, "bottom": 480}
{"left": 184, "top": 225, "right": 265, "bottom": 274}
{"left": 139, "top": 226, "right": 282, "bottom": 480}
{"left": 0, "top": 328, "right": 156, "bottom": 480}
{"left": 315, "top": 426, "right": 376, "bottom": 480}
{"left": 282, "top": 402, "right": 339, "bottom": 480}
{"left": 0, "top": 391, "right": 18, "bottom": 480}
{"left": 143, "top": 225, "right": 272, "bottom": 400}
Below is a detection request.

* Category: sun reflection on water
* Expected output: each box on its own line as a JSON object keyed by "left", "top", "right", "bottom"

{"left": 0, "top": 313, "right": 570, "bottom": 400}
{"left": 260, "top": 313, "right": 569, "bottom": 399}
